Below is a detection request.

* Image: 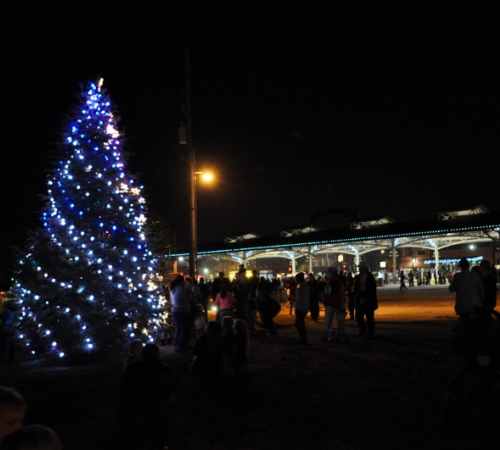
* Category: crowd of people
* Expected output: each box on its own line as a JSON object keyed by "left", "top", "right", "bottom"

{"left": 116, "top": 268, "right": 273, "bottom": 448}
{"left": 163, "top": 259, "right": 498, "bottom": 352}
{"left": 375, "top": 267, "right": 462, "bottom": 288}
{"left": 1, "top": 259, "right": 497, "bottom": 448}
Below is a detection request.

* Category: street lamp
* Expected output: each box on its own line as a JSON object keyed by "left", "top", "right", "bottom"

{"left": 189, "top": 169, "right": 213, "bottom": 278}
{"left": 181, "top": 45, "right": 214, "bottom": 277}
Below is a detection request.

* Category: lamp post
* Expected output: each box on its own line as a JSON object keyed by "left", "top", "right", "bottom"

{"left": 189, "top": 162, "right": 197, "bottom": 278}
{"left": 182, "top": 47, "right": 214, "bottom": 278}
{"left": 183, "top": 47, "right": 197, "bottom": 278}
{"left": 189, "top": 169, "right": 213, "bottom": 278}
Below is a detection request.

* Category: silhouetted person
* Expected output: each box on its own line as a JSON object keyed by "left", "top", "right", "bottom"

{"left": 478, "top": 260, "right": 497, "bottom": 311}
{"left": 408, "top": 270, "right": 414, "bottom": 287}
{"left": 321, "top": 267, "right": 346, "bottom": 341}
{"left": 0, "top": 387, "right": 26, "bottom": 442}
{"left": 211, "top": 271, "right": 232, "bottom": 299}
{"left": 294, "top": 272, "right": 309, "bottom": 345}
{"left": 192, "top": 321, "right": 223, "bottom": 383}
{"left": 256, "top": 284, "right": 280, "bottom": 335}
{"left": 449, "top": 258, "right": 483, "bottom": 319}
{"left": 0, "top": 424, "right": 62, "bottom": 450}
{"left": 399, "top": 270, "right": 408, "bottom": 291}
{"left": 354, "top": 263, "right": 378, "bottom": 336}
{"left": 118, "top": 344, "right": 175, "bottom": 450}
{"left": 307, "top": 273, "right": 321, "bottom": 322}
{"left": 198, "top": 277, "right": 211, "bottom": 322}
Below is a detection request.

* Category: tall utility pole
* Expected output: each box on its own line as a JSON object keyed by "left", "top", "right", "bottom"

{"left": 185, "top": 46, "right": 197, "bottom": 278}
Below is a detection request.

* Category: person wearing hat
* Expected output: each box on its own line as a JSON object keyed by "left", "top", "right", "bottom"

{"left": 354, "top": 263, "right": 378, "bottom": 336}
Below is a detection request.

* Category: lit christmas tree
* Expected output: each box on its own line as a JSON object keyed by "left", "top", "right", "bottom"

{"left": 14, "top": 79, "right": 162, "bottom": 358}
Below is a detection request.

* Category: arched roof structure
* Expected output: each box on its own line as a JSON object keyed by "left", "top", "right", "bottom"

{"left": 172, "top": 207, "right": 500, "bottom": 273}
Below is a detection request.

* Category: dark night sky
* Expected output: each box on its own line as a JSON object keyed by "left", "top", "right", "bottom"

{"left": 1, "top": 2, "right": 498, "bottom": 282}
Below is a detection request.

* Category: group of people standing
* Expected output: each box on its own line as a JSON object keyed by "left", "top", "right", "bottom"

{"left": 167, "top": 269, "right": 282, "bottom": 354}
{"left": 117, "top": 258, "right": 497, "bottom": 448}
{"left": 399, "top": 268, "right": 450, "bottom": 290}
{"left": 118, "top": 269, "right": 259, "bottom": 449}
{"left": 289, "top": 263, "right": 379, "bottom": 345}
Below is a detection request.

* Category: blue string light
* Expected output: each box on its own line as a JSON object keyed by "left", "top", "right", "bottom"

{"left": 15, "top": 80, "right": 161, "bottom": 358}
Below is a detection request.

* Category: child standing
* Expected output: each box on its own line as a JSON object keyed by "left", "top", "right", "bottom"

{"left": 213, "top": 284, "right": 236, "bottom": 321}
{"left": 123, "top": 340, "right": 143, "bottom": 370}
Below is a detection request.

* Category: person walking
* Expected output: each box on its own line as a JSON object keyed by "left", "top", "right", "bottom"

{"left": 399, "top": 270, "right": 408, "bottom": 291}
{"left": 408, "top": 270, "right": 414, "bottom": 287}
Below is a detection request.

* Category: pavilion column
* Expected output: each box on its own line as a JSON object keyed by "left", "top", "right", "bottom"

{"left": 434, "top": 246, "right": 439, "bottom": 284}
{"left": 392, "top": 239, "right": 397, "bottom": 284}
{"left": 292, "top": 255, "right": 296, "bottom": 275}
{"left": 308, "top": 250, "right": 314, "bottom": 274}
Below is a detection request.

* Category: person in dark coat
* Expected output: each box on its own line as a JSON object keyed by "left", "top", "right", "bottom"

{"left": 307, "top": 273, "right": 321, "bottom": 322}
{"left": 198, "top": 277, "right": 211, "bottom": 322}
{"left": 256, "top": 284, "right": 280, "bottom": 335}
{"left": 399, "top": 270, "right": 408, "bottom": 291}
{"left": 191, "top": 321, "right": 223, "bottom": 383}
{"left": 354, "top": 263, "right": 378, "bottom": 336}
{"left": 478, "top": 260, "right": 497, "bottom": 311}
{"left": 118, "top": 344, "right": 175, "bottom": 450}
{"left": 211, "top": 272, "right": 232, "bottom": 299}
